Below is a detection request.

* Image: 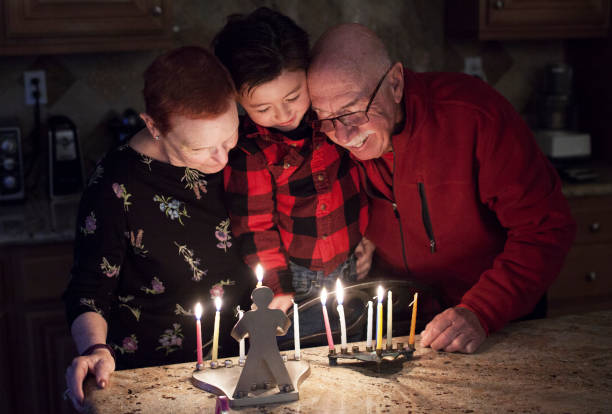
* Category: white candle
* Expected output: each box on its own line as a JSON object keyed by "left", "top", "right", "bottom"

{"left": 366, "top": 300, "right": 373, "bottom": 349}
{"left": 292, "top": 299, "right": 300, "bottom": 360}
{"left": 195, "top": 303, "right": 203, "bottom": 367}
{"left": 376, "top": 285, "right": 383, "bottom": 350}
{"left": 237, "top": 306, "right": 245, "bottom": 363}
{"left": 386, "top": 290, "right": 393, "bottom": 348}
{"left": 320, "top": 288, "right": 335, "bottom": 351}
{"left": 255, "top": 263, "right": 263, "bottom": 287}
{"left": 211, "top": 296, "right": 222, "bottom": 362}
{"left": 336, "top": 279, "right": 347, "bottom": 351}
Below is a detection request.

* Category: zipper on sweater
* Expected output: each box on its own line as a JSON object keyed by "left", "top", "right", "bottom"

{"left": 390, "top": 149, "right": 410, "bottom": 273}
{"left": 417, "top": 182, "right": 437, "bottom": 253}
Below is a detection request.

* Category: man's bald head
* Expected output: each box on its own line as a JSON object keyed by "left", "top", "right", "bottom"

{"left": 310, "top": 23, "right": 391, "bottom": 86}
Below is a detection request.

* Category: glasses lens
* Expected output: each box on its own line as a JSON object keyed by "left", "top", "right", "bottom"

{"left": 339, "top": 112, "right": 369, "bottom": 127}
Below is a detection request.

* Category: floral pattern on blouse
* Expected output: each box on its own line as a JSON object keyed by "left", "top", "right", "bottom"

{"left": 174, "top": 304, "right": 194, "bottom": 317}
{"left": 80, "top": 212, "right": 96, "bottom": 235}
{"left": 156, "top": 323, "right": 184, "bottom": 355}
{"left": 112, "top": 335, "right": 139, "bottom": 355}
{"left": 80, "top": 298, "right": 102, "bottom": 315}
{"left": 174, "top": 241, "right": 207, "bottom": 281}
{"left": 154, "top": 195, "right": 190, "bottom": 225}
{"left": 88, "top": 164, "right": 104, "bottom": 187}
{"left": 100, "top": 257, "right": 120, "bottom": 278}
{"left": 126, "top": 229, "right": 148, "bottom": 257}
{"left": 140, "top": 154, "right": 153, "bottom": 171}
{"left": 181, "top": 167, "right": 208, "bottom": 199}
{"left": 112, "top": 183, "right": 132, "bottom": 211}
{"left": 215, "top": 219, "right": 232, "bottom": 251}
{"left": 210, "top": 279, "right": 235, "bottom": 299}
{"left": 118, "top": 295, "right": 141, "bottom": 321}
{"left": 141, "top": 277, "right": 165, "bottom": 295}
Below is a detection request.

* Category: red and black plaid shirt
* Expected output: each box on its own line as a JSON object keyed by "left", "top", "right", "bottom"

{"left": 224, "top": 115, "right": 368, "bottom": 295}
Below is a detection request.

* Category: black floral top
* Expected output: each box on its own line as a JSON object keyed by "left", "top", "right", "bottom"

{"left": 63, "top": 144, "right": 253, "bottom": 369}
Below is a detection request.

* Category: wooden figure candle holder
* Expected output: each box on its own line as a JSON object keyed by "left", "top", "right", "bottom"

{"left": 192, "top": 286, "right": 310, "bottom": 407}
{"left": 327, "top": 342, "right": 415, "bottom": 366}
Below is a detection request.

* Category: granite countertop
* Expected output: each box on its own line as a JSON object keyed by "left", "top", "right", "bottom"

{"left": 84, "top": 310, "right": 612, "bottom": 413}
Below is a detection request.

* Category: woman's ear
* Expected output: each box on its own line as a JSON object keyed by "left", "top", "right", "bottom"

{"left": 389, "top": 62, "right": 404, "bottom": 104}
{"left": 139, "top": 113, "right": 159, "bottom": 138}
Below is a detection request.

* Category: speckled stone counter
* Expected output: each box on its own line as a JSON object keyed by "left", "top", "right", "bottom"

{"left": 84, "top": 311, "right": 611, "bottom": 414}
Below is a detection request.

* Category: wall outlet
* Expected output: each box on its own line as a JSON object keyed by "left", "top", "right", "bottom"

{"left": 463, "top": 57, "right": 487, "bottom": 82}
{"left": 24, "top": 70, "right": 48, "bottom": 105}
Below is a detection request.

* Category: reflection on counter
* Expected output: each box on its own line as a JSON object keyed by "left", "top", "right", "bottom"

{"left": 0, "top": 196, "right": 79, "bottom": 245}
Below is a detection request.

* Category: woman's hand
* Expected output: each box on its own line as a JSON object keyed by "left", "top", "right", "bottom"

{"left": 268, "top": 293, "right": 294, "bottom": 313}
{"left": 354, "top": 237, "right": 376, "bottom": 280}
{"left": 65, "top": 348, "right": 115, "bottom": 412}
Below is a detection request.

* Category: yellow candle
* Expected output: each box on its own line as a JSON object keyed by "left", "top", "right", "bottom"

{"left": 255, "top": 263, "right": 263, "bottom": 288}
{"left": 409, "top": 292, "right": 418, "bottom": 347}
{"left": 376, "top": 285, "right": 383, "bottom": 350}
{"left": 211, "top": 296, "right": 222, "bottom": 362}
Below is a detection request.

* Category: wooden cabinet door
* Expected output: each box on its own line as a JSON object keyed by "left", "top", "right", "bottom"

{"left": 1, "top": 0, "right": 174, "bottom": 55}
{"left": 446, "top": 0, "right": 610, "bottom": 39}
{"left": 6, "top": 0, "right": 169, "bottom": 38}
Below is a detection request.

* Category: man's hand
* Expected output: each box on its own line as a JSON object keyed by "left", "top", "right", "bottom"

{"left": 354, "top": 237, "right": 376, "bottom": 280}
{"left": 420, "top": 307, "right": 486, "bottom": 353}
{"left": 65, "top": 348, "right": 115, "bottom": 412}
{"left": 268, "top": 294, "right": 294, "bottom": 313}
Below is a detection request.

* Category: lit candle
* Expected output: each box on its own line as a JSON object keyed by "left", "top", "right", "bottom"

{"left": 376, "top": 285, "right": 383, "bottom": 350}
{"left": 237, "top": 306, "right": 245, "bottom": 364}
{"left": 211, "top": 296, "right": 222, "bottom": 362}
{"left": 386, "top": 290, "right": 393, "bottom": 349}
{"left": 255, "top": 263, "right": 263, "bottom": 287}
{"left": 320, "top": 288, "right": 335, "bottom": 352}
{"left": 336, "top": 279, "right": 347, "bottom": 351}
{"left": 409, "top": 292, "right": 418, "bottom": 348}
{"left": 366, "top": 300, "right": 373, "bottom": 350}
{"left": 292, "top": 299, "right": 300, "bottom": 360}
{"left": 195, "top": 302, "right": 203, "bottom": 369}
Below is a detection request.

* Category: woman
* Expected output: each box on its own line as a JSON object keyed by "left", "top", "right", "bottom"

{"left": 63, "top": 46, "right": 252, "bottom": 411}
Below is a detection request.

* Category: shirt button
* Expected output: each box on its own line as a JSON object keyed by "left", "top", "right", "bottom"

{"left": 315, "top": 144, "right": 321, "bottom": 150}
{"left": 322, "top": 235, "right": 327, "bottom": 240}
{"left": 283, "top": 162, "right": 291, "bottom": 169}
{"left": 317, "top": 174, "right": 324, "bottom": 181}
{"left": 320, "top": 204, "right": 326, "bottom": 211}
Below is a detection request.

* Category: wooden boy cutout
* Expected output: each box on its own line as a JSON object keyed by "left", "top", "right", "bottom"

{"left": 231, "top": 286, "right": 294, "bottom": 398}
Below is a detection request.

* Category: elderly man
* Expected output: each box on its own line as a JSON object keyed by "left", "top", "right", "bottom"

{"left": 307, "top": 24, "right": 576, "bottom": 353}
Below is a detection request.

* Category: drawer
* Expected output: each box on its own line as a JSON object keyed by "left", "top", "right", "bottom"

{"left": 549, "top": 243, "right": 612, "bottom": 300}
{"left": 568, "top": 196, "right": 612, "bottom": 244}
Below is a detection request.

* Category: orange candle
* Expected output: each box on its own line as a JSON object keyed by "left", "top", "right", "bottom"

{"left": 409, "top": 293, "right": 418, "bottom": 347}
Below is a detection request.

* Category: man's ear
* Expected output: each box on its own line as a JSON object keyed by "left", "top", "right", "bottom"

{"left": 139, "top": 113, "right": 159, "bottom": 138}
{"left": 389, "top": 62, "right": 404, "bottom": 104}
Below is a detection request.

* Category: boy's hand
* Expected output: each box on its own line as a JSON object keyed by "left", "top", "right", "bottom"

{"left": 268, "top": 294, "right": 294, "bottom": 313}
{"left": 355, "top": 237, "right": 376, "bottom": 280}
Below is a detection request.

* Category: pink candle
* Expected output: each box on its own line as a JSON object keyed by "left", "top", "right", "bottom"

{"left": 195, "top": 303, "right": 203, "bottom": 367}
{"left": 320, "top": 288, "right": 335, "bottom": 351}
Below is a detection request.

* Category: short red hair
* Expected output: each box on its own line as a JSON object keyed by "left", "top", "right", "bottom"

{"left": 143, "top": 46, "right": 236, "bottom": 134}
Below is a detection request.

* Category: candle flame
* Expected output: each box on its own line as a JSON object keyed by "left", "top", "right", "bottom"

{"left": 320, "top": 287, "right": 328, "bottom": 305}
{"left": 377, "top": 285, "right": 384, "bottom": 303}
{"left": 255, "top": 263, "right": 264, "bottom": 284}
{"left": 214, "top": 296, "right": 222, "bottom": 311}
{"left": 194, "top": 302, "right": 203, "bottom": 320}
{"left": 336, "top": 279, "right": 344, "bottom": 305}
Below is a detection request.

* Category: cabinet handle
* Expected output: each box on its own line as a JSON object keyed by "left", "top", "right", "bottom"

{"left": 493, "top": 0, "right": 505, "bottom": 9}
{"left": 586, "top": 272, "right": 597, "bottom": 282}
{"left": 152, "top": 5, "right": 163, "bottom": 16}
{"left": 589, "top": 222, "right": 601, "bottom": 232}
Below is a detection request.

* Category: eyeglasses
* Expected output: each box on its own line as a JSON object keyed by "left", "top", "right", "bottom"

{"left": 312, "top": 65, "right": 393, "bottom": 133}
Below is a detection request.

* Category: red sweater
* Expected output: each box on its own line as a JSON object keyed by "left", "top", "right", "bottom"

{"left": 361, "top": 70, "right": 576, "bottom": 334}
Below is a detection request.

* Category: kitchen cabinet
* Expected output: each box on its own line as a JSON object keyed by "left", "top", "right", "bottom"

{"left": 3, "top": 242, "right": 77, "bottom": 414}
{"left": 548, "top": 194, "right": 612, "bottom": 315}
{"left": 446, "top": 0, "right": 610, "bottom": 39}
{"left": 0, "top": 0, "right": 174, "bottom": 56}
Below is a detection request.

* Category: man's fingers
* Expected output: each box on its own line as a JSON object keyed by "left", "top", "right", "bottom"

{"left": 428, "top": 324, "right": 461, "bottom": 351}
{"left": 420, "top": 316, "right": 452, "bottom": 347}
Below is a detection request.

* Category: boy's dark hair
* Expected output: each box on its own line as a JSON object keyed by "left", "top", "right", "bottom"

{"left": 212, "top": 7, "right": 309, "bottom": 95}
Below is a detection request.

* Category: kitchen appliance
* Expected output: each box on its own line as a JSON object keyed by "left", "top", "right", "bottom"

{"left": 48, "top": 115, "right": 84, "bottom": 199}
{"left": 0, "top": 125, "right": 25, "bottom": 201}
{"left": 535, "top": 129, "right": 591, "bottom": 160}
